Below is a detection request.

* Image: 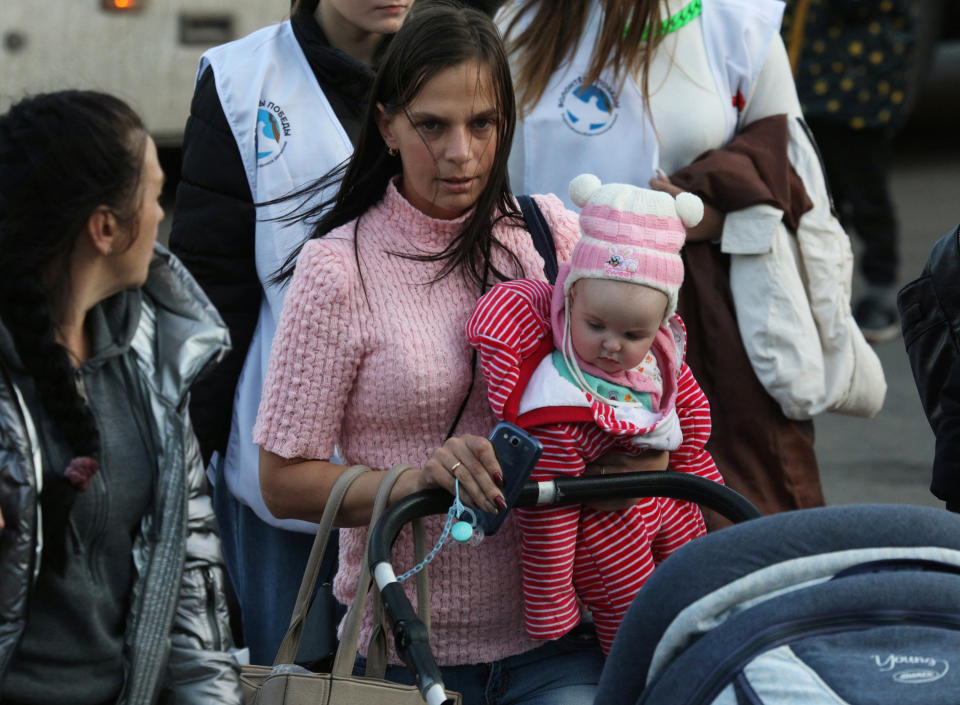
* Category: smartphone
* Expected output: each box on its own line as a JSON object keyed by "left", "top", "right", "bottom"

{"left": 475, "top": 421, "right": 544, "bottom": 535}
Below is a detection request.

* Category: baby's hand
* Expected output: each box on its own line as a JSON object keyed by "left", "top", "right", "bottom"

{"left": 649, "top": 169, "right": 724, "bottom": 242}
{"left": 583, "top": 450, "right": 669, "bottom": 511}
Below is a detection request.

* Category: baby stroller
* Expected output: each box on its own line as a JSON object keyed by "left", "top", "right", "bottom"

{"left": 370, "top": 477, "right": 960, "bottom": 705}
{"left": 596, "top": 502, "right": 960, "bottom": 705}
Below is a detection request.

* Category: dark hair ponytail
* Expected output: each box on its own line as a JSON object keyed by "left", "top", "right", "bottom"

{"left": 0, "top": 90, "right": 146, "bottom": 571}
{"left": 271, "top": 0, "right": 524, "bottom": 288}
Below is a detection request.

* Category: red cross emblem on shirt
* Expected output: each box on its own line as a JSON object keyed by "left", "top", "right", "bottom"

{"left": 732, "top": 90, "right": 746, "bottom": 112}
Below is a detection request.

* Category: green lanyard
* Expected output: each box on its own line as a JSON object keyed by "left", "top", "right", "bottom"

{"left": 627, "top": 0, "right": 703, "bottom": 40}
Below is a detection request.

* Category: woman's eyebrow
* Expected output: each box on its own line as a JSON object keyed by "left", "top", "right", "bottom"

{"left": 407, "top": 107, "right": 498, "bottom": 122}
{"left": 472, "top": 107, "right": 498, "bottom": 120}
{"left": 408, "top": 111, "right": 444, "bottom": 122}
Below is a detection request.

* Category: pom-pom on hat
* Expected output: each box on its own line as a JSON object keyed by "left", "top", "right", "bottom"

{"left": 564, "top": 173, "right": 703, "bottom": 322}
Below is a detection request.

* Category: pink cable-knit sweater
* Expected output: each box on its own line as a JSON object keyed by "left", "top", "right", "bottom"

{"left": 253, "top": 180, "right": 580, "bottom": 665}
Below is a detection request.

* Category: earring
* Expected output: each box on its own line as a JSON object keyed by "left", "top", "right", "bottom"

{"left": 387, "top": 147, "right": 398, "bottom": 157}
{"left": 106, "top": 247, "right": 114, "bottom": 256}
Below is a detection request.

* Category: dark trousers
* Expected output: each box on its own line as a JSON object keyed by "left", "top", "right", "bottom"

{"left": 806, "top": 119, "right": 899, "bottom": 287}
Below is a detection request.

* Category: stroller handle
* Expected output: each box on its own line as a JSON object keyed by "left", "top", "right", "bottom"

{"left": 367, "top": 472, "right": 760, "bottom": 704}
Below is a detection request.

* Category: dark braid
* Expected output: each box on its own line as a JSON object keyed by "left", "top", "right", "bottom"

{"left": 0, "top": 273, "right": 102, "bottom": 460}
{"left": 0, "top": 91, "right": 146, "bottom": 572}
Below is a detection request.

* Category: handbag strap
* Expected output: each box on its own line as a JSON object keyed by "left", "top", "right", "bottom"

{"left": 517, "top": 194, "right": 559, "bottom": 285}
{"left": 362, "top": 514, "right": 431, "bottom": 678}
{"left": 273, "top": 464, "right": 371, "bottom": 666}
{"left": 412, "top": 518, "right": 431, "bottom": 636}
{"left": 333, "top": 464, "right": 430, "bottom": 677}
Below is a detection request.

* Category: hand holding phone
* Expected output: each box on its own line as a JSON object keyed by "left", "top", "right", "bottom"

{"left": 474, "top": 421, "right": 543, "bottom": 535}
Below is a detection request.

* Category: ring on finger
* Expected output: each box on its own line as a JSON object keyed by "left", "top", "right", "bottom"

{"left": 448, "top": 461, "right": 463, "bottom": 476}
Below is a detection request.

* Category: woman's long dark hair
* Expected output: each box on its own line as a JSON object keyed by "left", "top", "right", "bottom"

{"left": 0, "top": 90, "right": 147, "bottom": 572}
{"left": 272, "top": 0, "right": 524, "bottom": 289}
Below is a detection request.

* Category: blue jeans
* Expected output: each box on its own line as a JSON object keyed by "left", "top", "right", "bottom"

{"left": 211, "top": 458, "right": 344, "bottom": 665}
{"left": 354, "top": 627, "right": 604, "bottom": 705}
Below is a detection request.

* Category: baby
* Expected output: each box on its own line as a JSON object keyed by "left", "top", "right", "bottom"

{"left": 467, "top": 174, "right": 722, "bottom": 654}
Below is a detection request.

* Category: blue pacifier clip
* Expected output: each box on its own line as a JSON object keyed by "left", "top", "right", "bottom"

{"left": 397, "top": 479, "right": 481, "bottom": 583}
{"left": 450, "top": 479, "right": 477, "bottom": 543}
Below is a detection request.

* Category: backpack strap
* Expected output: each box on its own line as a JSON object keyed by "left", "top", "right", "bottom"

{"left": 447, "top": 196, "right": 558, "bottom": 440}
{"left": 517, "top": 194, "right": 559, "bottom": 285}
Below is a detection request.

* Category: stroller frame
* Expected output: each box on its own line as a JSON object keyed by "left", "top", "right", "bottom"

{"left": 367, "top": 472, "right": 759, "bottom": 705}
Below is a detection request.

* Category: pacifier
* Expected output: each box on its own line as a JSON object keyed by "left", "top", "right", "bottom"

{"left": 451, "top": 507, "right": 484, "bottom": 546}
{"left": 449, "top": 483, "right": 484, "bottom": 546}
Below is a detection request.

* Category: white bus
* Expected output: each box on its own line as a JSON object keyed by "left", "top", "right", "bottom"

{"left": 1, "top": 0, "right": 288, "bottom": 147}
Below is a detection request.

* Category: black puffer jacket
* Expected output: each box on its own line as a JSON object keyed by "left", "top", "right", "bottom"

{"left": 168, "top": 0, "right": 375, "bottom": 463}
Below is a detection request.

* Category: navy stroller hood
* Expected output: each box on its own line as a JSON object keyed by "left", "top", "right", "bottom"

{"left": 597, "top": 504, "right": 960, "bottom": 705}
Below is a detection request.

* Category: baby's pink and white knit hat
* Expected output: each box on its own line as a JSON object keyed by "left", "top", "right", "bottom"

{"left": 562, "top": 173, "right": 704, "bottom": 322}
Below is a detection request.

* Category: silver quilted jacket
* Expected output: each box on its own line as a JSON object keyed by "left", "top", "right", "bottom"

{"left": 0, "top": 246, "right": 242, "bottom": 704}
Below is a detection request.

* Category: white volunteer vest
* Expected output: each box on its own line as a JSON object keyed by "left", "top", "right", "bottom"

{"left": 199, "top": 21, "right": 352, "bottom": 532}
{"left": 519, "top": 3, "right": 658, "bottom": 210}
{"left": 517, "top": 0, "right": 782, "bottom": 209}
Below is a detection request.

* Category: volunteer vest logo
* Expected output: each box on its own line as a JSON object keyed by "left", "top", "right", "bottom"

{"left": 256, "top": 100, "right": 291, "bottom": 166}
{"left": 559, "top": 77, "right": 619, "bottom": 136}
{"left": 871, "top": 653, "right": 949, "bottom": 684}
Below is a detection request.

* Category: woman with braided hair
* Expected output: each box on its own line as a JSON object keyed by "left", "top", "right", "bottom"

{"left": 0, "top": 91, "right": 242, "bottom": 704}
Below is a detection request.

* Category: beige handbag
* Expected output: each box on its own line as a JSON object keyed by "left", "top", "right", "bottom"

{"left": 240, "top": 464, "right": 461, "bottom": 704}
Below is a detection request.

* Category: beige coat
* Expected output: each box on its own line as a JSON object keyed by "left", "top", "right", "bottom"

{"left": 723, "top": 117, "right": 886, "bottom": 420}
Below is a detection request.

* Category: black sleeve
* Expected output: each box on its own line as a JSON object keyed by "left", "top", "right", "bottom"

{"left": 933, "top": 358, "right": 960, "bottom": 512}
{"left": 169, "top": 67, "right": 261, "bottom": 465}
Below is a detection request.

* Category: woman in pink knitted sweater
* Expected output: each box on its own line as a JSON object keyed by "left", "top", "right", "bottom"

{"left": 253, "top": 4, "right": 667, "bottom": 703}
